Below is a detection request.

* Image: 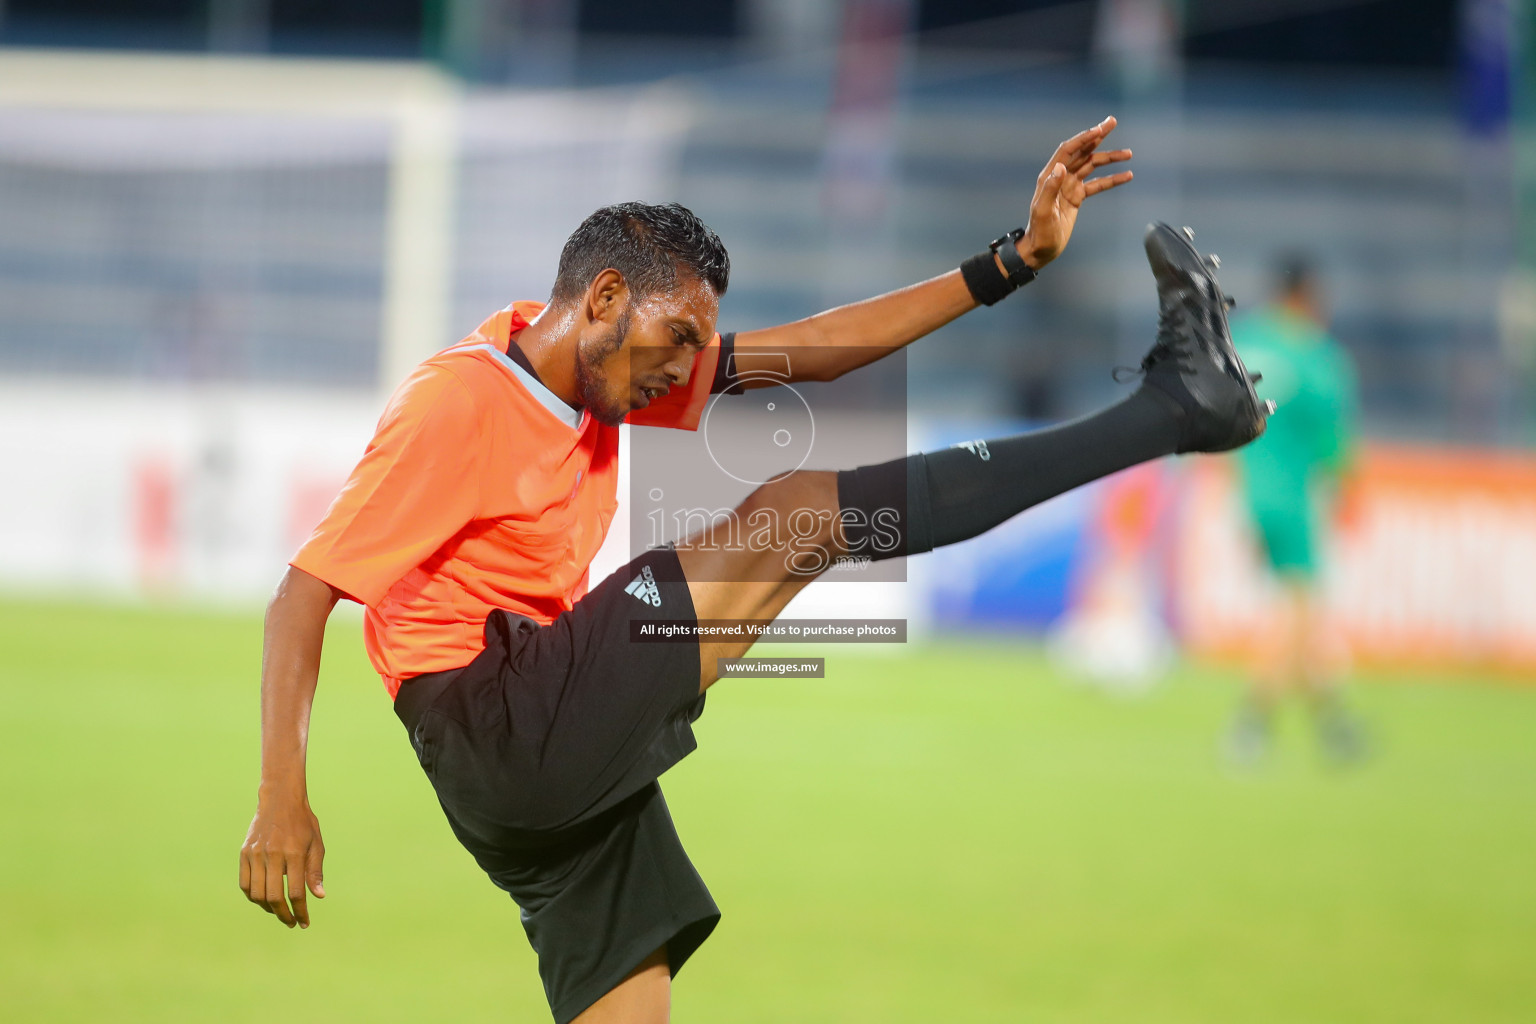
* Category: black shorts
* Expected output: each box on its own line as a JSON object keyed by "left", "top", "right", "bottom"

{"left": 393, "top": 545, "right": 718, "bottom": 1024}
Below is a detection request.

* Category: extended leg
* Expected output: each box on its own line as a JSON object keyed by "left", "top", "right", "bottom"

{"left": 677, "top": 222, "right": 1268, "bottom": 692}
{"left": 676, "top": 384, "right": 1185, "bottom": 690}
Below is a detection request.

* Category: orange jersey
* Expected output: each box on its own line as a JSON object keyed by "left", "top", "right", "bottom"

{"left": 292, "top": 301, "right": 721, "bottom": 697}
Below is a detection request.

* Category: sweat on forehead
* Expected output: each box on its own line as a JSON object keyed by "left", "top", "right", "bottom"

{"left": 627, "top": 275, "right": 716, "bottom": 310}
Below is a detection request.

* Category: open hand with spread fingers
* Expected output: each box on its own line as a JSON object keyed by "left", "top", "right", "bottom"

{"left": 1017, "top": 115, "right": 1134, "bottom": 270}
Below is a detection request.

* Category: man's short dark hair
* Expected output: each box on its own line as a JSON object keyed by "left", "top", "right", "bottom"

{"left": 551, "top": 202, "right": 730, "bottom": 305}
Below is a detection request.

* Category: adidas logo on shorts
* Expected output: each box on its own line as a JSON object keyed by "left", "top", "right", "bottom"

{"left": 625, "top": 564, "right": 662, "bottom": 607}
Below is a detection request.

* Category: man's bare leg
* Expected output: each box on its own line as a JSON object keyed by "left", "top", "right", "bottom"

{"left": 676, "top": 470, "right": 846, "bottom": 690}
{"left": 1292, "top": 581, "right": 1366, "bottom": 761}
{"left": 1230, "top": 578, "right": 1364, "bottom": 763}
{"left": 573, "top": 945, "right": 670, "bottom": 1024}
{"left": 1255, "top": 581, "right": 1307, "bottom": 709}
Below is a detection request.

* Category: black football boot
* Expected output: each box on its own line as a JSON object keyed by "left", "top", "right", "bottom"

{"left": 1136, "top": 222, "right": 1272, "bottom": 454}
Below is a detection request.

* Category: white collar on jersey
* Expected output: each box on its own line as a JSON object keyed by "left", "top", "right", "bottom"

{"left": 458, "top": 342, "right": 586, "bottom": 432}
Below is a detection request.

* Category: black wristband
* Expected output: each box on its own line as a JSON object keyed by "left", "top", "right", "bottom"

{"left": 960, "top": 227, "right": 1037, "bottom": 306}
{"left": 961, "top": 250, "right": 1013, "bottom": 306}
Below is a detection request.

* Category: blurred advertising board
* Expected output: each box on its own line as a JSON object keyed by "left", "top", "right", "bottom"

{"left": 920, "top": 424, "right": 1536, "bottom": 679}
{"left": 0, "top": 382, "right": 375, "bottom": 600}
{"left": 1176, "top": 445, "right": 1536, "bottom": 677}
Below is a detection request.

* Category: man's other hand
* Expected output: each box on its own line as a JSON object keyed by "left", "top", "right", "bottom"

{"left": 240, "top": 798, "right": 326, "bottom": 928}
{"left": 1019, "top": 116, "right": 1134, "bottom": 270}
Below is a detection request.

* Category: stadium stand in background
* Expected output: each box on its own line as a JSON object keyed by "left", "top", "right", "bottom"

{"left": 0, "top": 1, "right": 1516, "bottom": 442}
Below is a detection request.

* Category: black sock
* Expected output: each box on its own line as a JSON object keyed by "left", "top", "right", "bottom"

{"left": 837, "top": 386, "right": 1184, "bottom": 559}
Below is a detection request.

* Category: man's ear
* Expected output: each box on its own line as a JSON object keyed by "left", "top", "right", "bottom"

{"left": 584, "top": 269, "right": 628, "bottom": 326}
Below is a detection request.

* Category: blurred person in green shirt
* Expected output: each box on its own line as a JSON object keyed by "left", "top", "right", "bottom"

{"left": 1227, "top": 254, "right": 1366, "bottom": 765}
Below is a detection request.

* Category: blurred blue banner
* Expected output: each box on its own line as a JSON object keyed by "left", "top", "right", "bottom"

{"left": 1460, "top": 0, "right": 1514, "bottom": 135}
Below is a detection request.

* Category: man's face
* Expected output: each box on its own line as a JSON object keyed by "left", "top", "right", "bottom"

{"left": 575, "top": 275, "right": 720, "bottom": 427}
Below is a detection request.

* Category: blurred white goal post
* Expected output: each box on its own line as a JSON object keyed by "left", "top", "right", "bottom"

{"left": 0, "top": 47, "right": 458, "bottom": 392}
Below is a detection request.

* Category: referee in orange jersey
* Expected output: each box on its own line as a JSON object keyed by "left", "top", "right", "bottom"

{"left": 240, "top": 117, "right": 1269, "bottom": 1022}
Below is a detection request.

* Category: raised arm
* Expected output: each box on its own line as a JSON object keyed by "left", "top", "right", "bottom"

{"left": 239, "top": 565, "right": 343, "bottom": 929}
{"left": 729, "top": 116, "right": 1133, "bottom": 387}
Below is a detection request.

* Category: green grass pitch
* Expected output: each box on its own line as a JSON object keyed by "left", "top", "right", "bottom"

{"left": 1, "top": 597, "right": 1533, "bottom": 1023}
